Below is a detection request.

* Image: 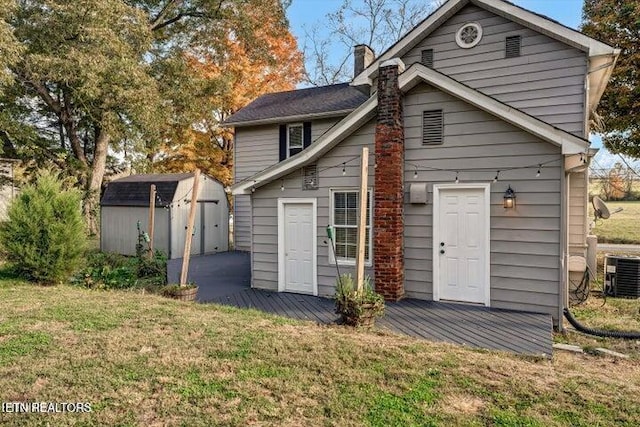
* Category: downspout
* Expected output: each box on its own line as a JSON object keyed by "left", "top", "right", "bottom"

{"left": 559, "top": 166, "right": 569, "bottom": 331}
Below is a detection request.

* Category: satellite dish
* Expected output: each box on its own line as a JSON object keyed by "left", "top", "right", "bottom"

{"left": 592, "top": 196, "right": 611, "bottom": 220}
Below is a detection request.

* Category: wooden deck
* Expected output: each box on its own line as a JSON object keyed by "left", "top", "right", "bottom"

{"left": 210, "top": 289, "right": 553, "bottom": 356}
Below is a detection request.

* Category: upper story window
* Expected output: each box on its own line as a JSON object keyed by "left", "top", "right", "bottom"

{"left": 505, "top": 35, "right": 522, "bottom": 58}
{"left": 279, "top": 122, "right": 311, "bottom": 161}
{"left": 455, "top": 22, "right": 483, "bottom": 49}
{"left": 288, "top": 124, "right": 303, "bottom": 157}
{"left": 421, "top": 49, "right": 434, "bottom": 68}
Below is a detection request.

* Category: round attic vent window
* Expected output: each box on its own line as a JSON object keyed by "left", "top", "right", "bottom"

{"left": 455, "top": 22, "right": 483, "bottom": 48}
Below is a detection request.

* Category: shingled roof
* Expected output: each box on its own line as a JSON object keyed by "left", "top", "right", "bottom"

{"left": 224, "top": 83, "right": 370, "bottom": 127}
{"left": 101, "top": 173, "right": 194, "bottom": 207}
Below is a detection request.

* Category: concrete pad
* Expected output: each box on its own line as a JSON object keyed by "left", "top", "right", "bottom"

{"left": 553, "top": 343, "right": 584, "bottom": 353}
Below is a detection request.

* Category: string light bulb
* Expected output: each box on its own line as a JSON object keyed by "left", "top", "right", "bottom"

{"left": 493, "top": 170, "right": 500, "bottom": 183}
{"left": 280, "top": 180, "right": 285, "bottom": 192}
{"left": 414, "top": 167, "right": 418, "bottom": 179}
{"left": 455, "top": 171, "right": 459, "bottom": 184}
{"left": 536, "top": 164, "right": 541, "bottom": 178}
{"left": 342, "top": 163, "right": 346, "bottom": 176}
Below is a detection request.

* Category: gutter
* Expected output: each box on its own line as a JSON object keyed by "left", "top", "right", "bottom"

{"left": 222, "top": 109, "right": 357, "bottom": 128}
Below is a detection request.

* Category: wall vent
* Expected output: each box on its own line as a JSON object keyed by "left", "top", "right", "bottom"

{"left": 421, "top": 49, "right": 434, "bottom": 68}
{"left": 422, "top": 110, "right": 444, "bottom": 145}
{"left": 505, "top": 35, "right": 521, "bottom": 58}
{"left": 302, "top": 165, "right": 319, "bottom": 190}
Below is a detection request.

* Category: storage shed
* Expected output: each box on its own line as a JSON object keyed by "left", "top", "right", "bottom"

{"left": 100, "top": 173, "right": 229, "bottom": 259}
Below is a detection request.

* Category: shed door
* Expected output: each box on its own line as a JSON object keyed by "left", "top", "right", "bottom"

{"left": 435, "top": 186, "right": 489, "bottom": 305}
{"left": 201, "top": 201, "right": 222, "bottom": 254}
{"left": 281, "top": 202, "right": 315, "bottom": 295}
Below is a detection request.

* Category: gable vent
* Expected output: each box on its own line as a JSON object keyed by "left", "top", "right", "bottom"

{"left": 505, "top": 35, "right": 521, "bottom": 58}
{"left": 421, "top": 49, "right": 434, "bottom": 68}
{"left": 422, "top": 110, "right": 444, "bottom": 145}
{"left": 302, "top": 164, "right": 318, "bottom": 190}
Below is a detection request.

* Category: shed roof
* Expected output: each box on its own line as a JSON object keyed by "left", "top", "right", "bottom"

{"left": 223, "top": 83, "right": 370, "bottom": 127}
{"left": 101, "top": 173, "right": 194, "bottom": 207}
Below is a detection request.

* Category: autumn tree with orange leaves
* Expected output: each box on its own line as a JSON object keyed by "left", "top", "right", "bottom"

{"left": 154, "top": 7, "right": 303, "bottom": 187}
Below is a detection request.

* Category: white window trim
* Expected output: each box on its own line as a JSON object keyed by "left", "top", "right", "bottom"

{"left": 277, "top": 198, "right": 318, "bottom": 296}
{"left": 287, "top": 123, "right": 304, "bottom": 158}
{"left": 329, "top": 188, "right": 373, "bottom": 267}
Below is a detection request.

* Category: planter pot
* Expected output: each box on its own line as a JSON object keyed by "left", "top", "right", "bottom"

{"left": 166, "top": 286, "right": 199, "bottom": 302}
{"left": 340, "top": 303, "right": 380, "bottom": 328}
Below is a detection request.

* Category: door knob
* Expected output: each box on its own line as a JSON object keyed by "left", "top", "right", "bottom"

{"left": 440, "top": 249, "right": 445, "bottom": 254}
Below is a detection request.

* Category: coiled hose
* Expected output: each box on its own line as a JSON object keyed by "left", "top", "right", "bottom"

{"left": 563, "top": 308, "right": 640, "bottom": 340}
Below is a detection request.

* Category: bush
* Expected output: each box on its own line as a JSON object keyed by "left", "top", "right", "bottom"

{"left": 0, "top": 170, "right": 86, "bottom": 284}
{"left": 72, "top": 250, "right": 167, "bottom": 291}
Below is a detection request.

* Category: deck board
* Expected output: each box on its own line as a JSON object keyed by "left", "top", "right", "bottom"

{"left": 209, "top": 289, "right": 552, "bottom": 356}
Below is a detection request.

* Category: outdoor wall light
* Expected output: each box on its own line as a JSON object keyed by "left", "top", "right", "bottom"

{"left": 503, "top": 185, "right": 516, "bottom": 209}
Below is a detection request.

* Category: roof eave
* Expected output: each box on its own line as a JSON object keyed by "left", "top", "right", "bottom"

{"left": 234, "top": 63, "right": 589, "bottom": 194}
{"left": 231, "top": 97, "right": 378, "bottom": 195}
{"left": 351, "top": 0, "right": 617, "bottom": 86}
{"left": 222, "top": 109, "right": 358, "bottom": 128}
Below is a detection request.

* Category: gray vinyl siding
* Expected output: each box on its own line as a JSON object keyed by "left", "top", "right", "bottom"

{"left": 251, "top": 120, "right": 376, "bottom": 295}
{"left": 234, "top": 125, "right": 280, "bottom": 251}
{"left": 250, "top": 82, "right": 562, "bottom": 319}
{"left": 403, "top": 83, "right": 561, "bottom": 318}
{"left": 568, "top": 170, "right": 588, "bottom": 253}
{"left": 401, "top": 4, "right": 587, "bottom": 137}
{"left": 233, "top": 118, "right": 341, "bottom": 251}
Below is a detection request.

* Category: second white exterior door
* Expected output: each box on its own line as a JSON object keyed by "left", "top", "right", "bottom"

{"left": 279, "top": 200, "right": 317, "bottom": 295}
{"left": 434, "top": 185, "right": 490, "bottom": 305}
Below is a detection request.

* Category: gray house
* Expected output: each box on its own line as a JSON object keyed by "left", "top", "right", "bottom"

{"left": 225, "top": 0, "right": 619, "bottom": 327}
{"left": 100, "top": 173, "right": 229, "bottom": 259}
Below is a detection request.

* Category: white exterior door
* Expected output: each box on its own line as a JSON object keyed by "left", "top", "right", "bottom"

{"left": 278, "top": 199, "right": 317, "bottom": 295}
{"left": 434, "top": 185, "right": 490, "bottom": 305}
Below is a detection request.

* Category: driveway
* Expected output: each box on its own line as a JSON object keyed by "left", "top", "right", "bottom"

{"left": 597, "top": 243, "right": 640, "bottom": 254}
{"left": 167, "top": 251, "right": 250, "bottom": 301}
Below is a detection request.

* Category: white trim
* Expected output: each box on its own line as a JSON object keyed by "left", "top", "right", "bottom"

{"left": 224, "top": 109, "right": 356, "bottom": 128}
{"left": 232, "top": 96, "right": 378, "bottom": 195}
{"left": 399, "top": 64, "right": 589, "bottom": 154}
{"left": 351, "top": 0, "right": 617, "bottom": 86}
{"left": 286, "top": 123, "right": 304, "bottom": 158}
{"left": 232, "top": 63, "right": 588, "bottom": 195}
{"left": 277, "top": 198, "right": 318, "bottom": 296}
{"left": 455, "top": 22, "right": 483, "bottom": 49}
{"left": 432, "top": 183, "right": 491, "bottom": 306}
{"left": 328, "top": 188, "right": 373, "bottom": 267}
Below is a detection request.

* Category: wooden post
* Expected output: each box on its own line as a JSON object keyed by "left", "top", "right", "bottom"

{"left": 148, "top": 184, "right": 156, "bottom": 255}
{"left": 355, "top": 147, "right": 369, "bottom": 293}
{"left": 180, "top": 169, "right": 201, "bottom": 286}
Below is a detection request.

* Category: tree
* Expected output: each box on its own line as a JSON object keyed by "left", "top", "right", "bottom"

{"left": 0, "top": 0, "right": 297, "bottom": 234}
{"left": 303, "top": 0, "right": 442, "bottom": 86}
{"left": 582, "top": 0, "right": 640, "bottom": 158}
{"left": 0, "top": 169, "right": 86, "bottom": 284}
{"left": 154, "top": 8, "right": 303, "bottom": 186}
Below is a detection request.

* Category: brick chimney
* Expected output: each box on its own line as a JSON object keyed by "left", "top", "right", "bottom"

{"left": 354, "top": 44, "right": 375, "bottom": 78}
{"left": 374, "top": 58, "right": 405, "bottom": 301}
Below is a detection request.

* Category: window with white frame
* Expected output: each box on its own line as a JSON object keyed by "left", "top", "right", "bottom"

{"left": 331, "top": 190, "right": 372, "bottom": 264}
{"left": 287, "top": 124, "right": 303, "bottom": 157}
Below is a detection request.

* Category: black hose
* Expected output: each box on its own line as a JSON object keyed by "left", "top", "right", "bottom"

{"left": 563, "top": 308, "right": 640, "bottom": 339}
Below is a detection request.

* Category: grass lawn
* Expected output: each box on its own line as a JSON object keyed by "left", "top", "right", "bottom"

{"left": 1, "top": 278, "right": 639, "bottom": 426}
{"left": 558, "top": 251, "right": 640, "bottom": 356}
{"left": 590, "top": 200, "right": 640, "bottom": 244}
